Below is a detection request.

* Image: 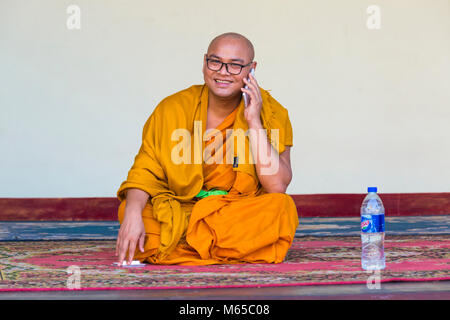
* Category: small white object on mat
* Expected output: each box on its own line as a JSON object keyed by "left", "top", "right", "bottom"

{"left": 112, "top": 260, "right": 146, "bottom": 267}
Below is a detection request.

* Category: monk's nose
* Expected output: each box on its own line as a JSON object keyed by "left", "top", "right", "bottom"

{"left": 218, "top": 64, "right": 231, "bottom": 76}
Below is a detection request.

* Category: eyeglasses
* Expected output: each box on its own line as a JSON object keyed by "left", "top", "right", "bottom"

{"left": 206, "top": 58, "right": 252, "bottom": 75}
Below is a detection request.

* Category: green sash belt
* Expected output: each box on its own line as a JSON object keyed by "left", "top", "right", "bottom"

{"left": 195, "top": 189, "right": 228, "bottom": 199}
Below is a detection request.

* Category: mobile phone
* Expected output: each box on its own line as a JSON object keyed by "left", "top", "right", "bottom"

{"left": 243, "top": 68, "right": 255, "bottom": 107}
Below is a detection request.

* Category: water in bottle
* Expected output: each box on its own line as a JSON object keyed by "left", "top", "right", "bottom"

{"left": 361, "top": 187, "right": 386, "bottom": 270}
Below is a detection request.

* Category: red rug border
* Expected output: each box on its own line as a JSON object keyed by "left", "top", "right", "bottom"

{"left": 1, "top": 276, "right": 449, "bottom": 292}
{"left": 0, "top": 193, "right": 449, "bottom": 220}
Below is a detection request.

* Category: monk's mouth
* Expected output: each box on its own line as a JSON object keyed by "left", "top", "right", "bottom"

{"left": 214, "top": 79, "right": 233, "bottom": 87}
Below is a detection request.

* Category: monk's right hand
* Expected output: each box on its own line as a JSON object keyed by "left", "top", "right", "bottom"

{"left": 115, "top": 207, "right": 146, "bottom": 266}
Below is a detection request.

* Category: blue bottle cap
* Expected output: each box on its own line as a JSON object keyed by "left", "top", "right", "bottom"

{"left": 368, "top": 187, "right": 377, "bottom": 193}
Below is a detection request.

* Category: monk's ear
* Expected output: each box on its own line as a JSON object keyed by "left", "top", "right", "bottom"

{"left": 252, "top": 61, "right": 257, "bottom": 70}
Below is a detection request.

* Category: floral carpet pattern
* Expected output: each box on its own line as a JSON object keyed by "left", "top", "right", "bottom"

{"left": 0, "top": 235, "right": 449, "bottom": 291}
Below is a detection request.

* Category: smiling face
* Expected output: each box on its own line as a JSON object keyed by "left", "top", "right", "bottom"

{"left": 203, "top": 34, "right": 255, "bottom": 101}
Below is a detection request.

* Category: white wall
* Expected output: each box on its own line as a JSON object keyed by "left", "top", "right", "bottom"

{"left": 0, "top": 0, "right": 449, "bottom": 197}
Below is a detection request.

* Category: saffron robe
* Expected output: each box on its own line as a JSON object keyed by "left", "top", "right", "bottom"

{"left": 117, "top": 84, "right": 298, "bottom": 265}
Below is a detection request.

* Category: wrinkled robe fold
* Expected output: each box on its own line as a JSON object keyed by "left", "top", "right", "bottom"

{"left": 117, "top": 84, "right": 298, "bottom": 265}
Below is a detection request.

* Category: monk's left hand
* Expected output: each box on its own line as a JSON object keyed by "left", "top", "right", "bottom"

{"left": 241, "top": 72, "right": 263, "bottom": 127}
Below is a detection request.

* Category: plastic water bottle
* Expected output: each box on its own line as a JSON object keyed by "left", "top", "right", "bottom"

{"left": 360, "top": 187, "right": 386, "bottom": 270}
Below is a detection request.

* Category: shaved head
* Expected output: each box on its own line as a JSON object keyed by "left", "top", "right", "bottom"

{"left": 207, "top": 32, "right": 255, "bottom": 62}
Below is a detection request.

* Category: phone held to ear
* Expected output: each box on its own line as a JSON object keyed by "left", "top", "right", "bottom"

{"left": 243, "top": 68, "right": 255, "bottom": 108}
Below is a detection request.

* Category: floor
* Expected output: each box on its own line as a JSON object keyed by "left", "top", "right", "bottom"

{"left": 1, "top": 216, "right": 449, "bottom": 300}
{"left": 1, "top": 281, "right": 449, "bottom": 300}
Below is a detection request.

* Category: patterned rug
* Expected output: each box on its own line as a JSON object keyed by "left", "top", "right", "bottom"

{"left": 0, "top": 235, "right": 448, "bottom": 291}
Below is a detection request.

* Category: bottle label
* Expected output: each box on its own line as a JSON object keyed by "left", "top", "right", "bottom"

{"left": 361, "top": 214, "right": 385, "bottom": 233}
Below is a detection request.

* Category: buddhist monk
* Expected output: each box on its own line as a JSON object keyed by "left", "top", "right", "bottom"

{"left": 115, "top": 32, "right": 299, "bottom": 265}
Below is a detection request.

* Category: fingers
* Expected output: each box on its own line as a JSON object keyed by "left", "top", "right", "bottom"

{"left": 244, "top": 73, "right": 259, "bottom": 91}
{"left": 241, "top": 88, "right": 255, "bottom": 108}
{"left": 139, "top": 233, "right": 145, "bottom": 253}
{"left": 117, "top": 238, "right": 128, "bottom": 266}
{"left": 242, "top": 78, "right": 261, "bottom": 102}
{"left": 115, "top": 217, "right": 146, "bottom": 265}
{"left": 117, "top": 236, "right": 139, "bottom": 266}
{"left": 127, "top": 240, "right": 136, "bottom": 265}
{"left": 248, "top": 72, "right": 259, "bottom": 87}
{"left": 241, "top": 85, "right": 259, "bottom": 105}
